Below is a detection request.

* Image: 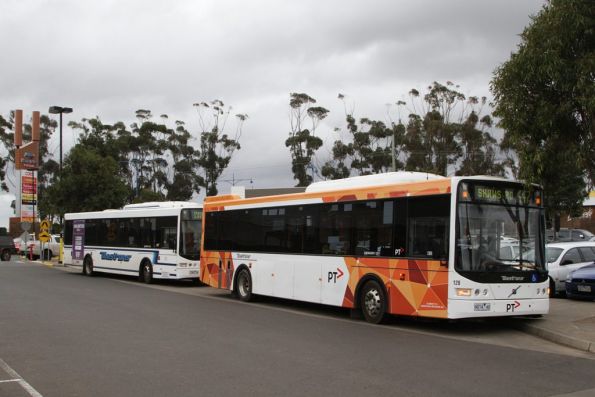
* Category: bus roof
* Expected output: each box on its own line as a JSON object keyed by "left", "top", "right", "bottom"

{"left": 305, "top": 171, "right": 445, "bottom": 193}
{"left": 64, "top": 201, "right": 202, "bottom": 220}
{"left": 204, "top": 173, "right": 523, "bottom": 211}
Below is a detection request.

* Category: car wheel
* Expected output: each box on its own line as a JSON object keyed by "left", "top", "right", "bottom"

{"left": 360, "top": 279, "right": 386, "bottom": 324}
{"left": 235, "top": 268, "right": 253, "bottom": 302}
{"left": 0, "top": 249, "right": 10, "bottom": 261}
{"left": 140, "top": 261, "right": 153, "bottom": 284}
{"left": 43, "top": 249, "right": 53, "bottom": 259}
{"left": 83, "top": 256, "right": 94, "bottom": 276}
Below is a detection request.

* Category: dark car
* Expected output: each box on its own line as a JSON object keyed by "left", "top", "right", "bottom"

{"left": 547, "top": 228, "right": 595, "bottom": 243}
{"left": 0, "top": 234, "right": 16, "bottom": 261}
{"left": 565, "top": 263, "right": 595, "bottom": 300}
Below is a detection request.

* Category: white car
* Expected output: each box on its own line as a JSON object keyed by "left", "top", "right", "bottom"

{"left": 14, "top": 233, "right": 35, "bottom": 256}
{"left": 31, "top": 234, "right": 61, "bottom": 259}
{"left": 546, "top": 242, "right": 595, "bottom": 296}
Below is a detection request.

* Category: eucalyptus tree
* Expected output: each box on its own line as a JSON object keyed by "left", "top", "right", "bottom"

{"left": 129, "top": 110, "right": 170, "bottom": 199}
{"left": 285, "top": 93, "right": 327, "bottom": 186}
{"left": 401, "top": 82, "right": 464, "bottom": 175}
{"left": 456, "top": 109, "right": 505, "bottom": 176}
{"left": 69, "top": 117, "right": 135, "bottom": 200}
{"left": 166, "top": 119, "right": 200, "bottom": 201}
{"left": 492, "top": 0, "right": 594, "bottom": 220}
{"left": 44, "top": 145, "right": 130, "bottom": 213}
{"left": 0, "top": 114, "right": 13, "bottom": 191}
{"left": 322, "top": 94, "right": 404, "bottom": 179}
{"left": 193, "top": 99, "right": 247, "bottom": 196}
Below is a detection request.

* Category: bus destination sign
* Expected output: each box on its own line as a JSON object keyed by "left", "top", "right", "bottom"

{"left": 474, "top": 185, "right": 518, "bottom": 204}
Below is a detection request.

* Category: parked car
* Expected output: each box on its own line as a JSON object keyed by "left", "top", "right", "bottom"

{"left": 0, "top": 233, "right": 17, "bottom": 261}
{"left": 16, "top": 233, "right": 36, "bottom": 256}
{"left": 546, "top": 228, "right": 595, "bottom": 243}
{"left": 565, "top": 263, "right": 595, "bottom": 300}
{"left": 546, "top": 242, "right": 595, "bottom": 296}
{"left": 31, "top": 234, "right": 60, "bottom": 259}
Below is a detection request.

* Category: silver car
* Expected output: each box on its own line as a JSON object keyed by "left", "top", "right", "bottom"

{"left": 545, "top": 242, "right": 595, "bottom": 296}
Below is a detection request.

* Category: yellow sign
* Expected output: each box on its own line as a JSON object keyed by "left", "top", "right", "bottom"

{"left": 39, "top": 231, "right": 51, "bottom": 243}
{"left": 40, "top": 220, "right": 51, "bottom": 232}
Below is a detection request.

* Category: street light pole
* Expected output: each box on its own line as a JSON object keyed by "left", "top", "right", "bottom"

{"left": 48, "top": 106, "right": 73, "bottom": 172}
{"left": 48, "top": 106, "right": 73, "bottom": 266}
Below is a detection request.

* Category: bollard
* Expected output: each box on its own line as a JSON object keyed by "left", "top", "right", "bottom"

{"left": 28, "top": 245, "right": 33, "bottom": 261}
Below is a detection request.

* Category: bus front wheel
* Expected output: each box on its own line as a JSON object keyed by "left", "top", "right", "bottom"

{"left": 236, "top": 268, "right": 253, "bottom": 302}
{"left": 360, "top": 280, "right": 386, "bottom": 324}
{"left": 83, "top": 256, "right": 94, "bottom": 276}
{"left": 140, "top": 261, "right": 153, "bottom": 284}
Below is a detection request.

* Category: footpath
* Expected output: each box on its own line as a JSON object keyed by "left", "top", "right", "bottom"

{"left": 515, "top": 298, "right": 595, "bottom": 353}
{"left": 36, "top": 257, "right": 595, "bottom": 354}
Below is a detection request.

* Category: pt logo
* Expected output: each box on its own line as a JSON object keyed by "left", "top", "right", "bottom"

{"left": 327, "top": 268, "right": 344, "bottom": 283}
{"left": 506, "top": 301, "right": 521, "bottom": 312}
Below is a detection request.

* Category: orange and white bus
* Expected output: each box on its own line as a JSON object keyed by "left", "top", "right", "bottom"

{"left": 200, "top": 172, "right": 548, "bottom": 323}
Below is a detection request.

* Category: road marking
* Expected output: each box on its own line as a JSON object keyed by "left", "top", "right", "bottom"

{"left": 0, "top": 379, "right": 21, "bottom": 383}
{"left": 0, "top": 358, "right": 44, "bottom": 397}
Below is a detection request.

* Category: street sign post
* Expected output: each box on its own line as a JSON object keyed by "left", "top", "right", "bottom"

{"left": 39, "top": 220, "right": 51, "bottom": 261}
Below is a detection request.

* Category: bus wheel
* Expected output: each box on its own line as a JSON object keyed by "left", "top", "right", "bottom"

{"left": 360, "top": 280, "right": 386, "bottom": 324}
{"left": 549, "top": 277, "right": 556, "bottom": 298}
{"left": 1, "top": 249, "right": 10, "bottom": 261}
{"left": 140, "top": 261, "right": 153, "bottom": 284}
{"left": 236, "top": 268, "right": 253, "bottom": 302}
{"left": 83, "top": 256, "right": 94, "bottom": 276}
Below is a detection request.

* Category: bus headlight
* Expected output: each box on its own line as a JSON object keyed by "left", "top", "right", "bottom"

{"left": 456, "top": 288, "right": 472, "bottom": 297}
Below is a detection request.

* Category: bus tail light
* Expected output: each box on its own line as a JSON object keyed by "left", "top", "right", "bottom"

{"left": 456, "top": 288, "right": 472, "bottom": 297}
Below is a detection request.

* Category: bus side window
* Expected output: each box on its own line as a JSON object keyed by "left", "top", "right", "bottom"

{"left": 407, "top": 196, "right": 450, "bottom": 259}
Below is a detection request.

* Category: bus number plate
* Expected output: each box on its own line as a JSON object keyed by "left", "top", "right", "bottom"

{"left": 474, "top": 303, "right": 491, "bottom": 312}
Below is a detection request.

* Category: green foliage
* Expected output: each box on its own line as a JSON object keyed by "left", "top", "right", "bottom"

{"left": 44, "top": 146, "right": 130, "bottom": 213}
{"left": 322, "top": 108, "right": 402, "bottom": 180}
{"left": 193, "top": 100, "right": 247, "bottom": 196}
{"left": 286, "top": 93, "right": 327, "bottom": 186}
{"left": 68, "top": 112, "right": 204, "bottom": 204}
{"left": 0, "top": 114, "right": 12, "bottom": 191}
{"left": 322, "top": 83, "right": 503, "bottom": 180}
{"left": 491, "top": 0, "right": 594, "bottom": 216}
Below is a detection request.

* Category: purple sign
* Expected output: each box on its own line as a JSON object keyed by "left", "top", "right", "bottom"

{"left": 72, "top": 220, "right": 85, "bottom": 261}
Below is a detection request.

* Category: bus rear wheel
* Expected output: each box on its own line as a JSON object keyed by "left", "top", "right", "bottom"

{"left": 360, "top": 280, "right": 386, "bottom": 324}
{"left": 140, "top": 261, "right": 153, "bottom": 284}
{"left": 83, "top": 256, "right": 94, "bottom": 276}
{"left": 236, "top": 268, "right": 253, "bottom": 302}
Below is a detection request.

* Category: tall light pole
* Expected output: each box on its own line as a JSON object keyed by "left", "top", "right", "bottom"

{"left": 48, "top": 106, "right": 73, "bottom": 172}
{"left": 48, "top": 106, "right": 73, "bottom": 265}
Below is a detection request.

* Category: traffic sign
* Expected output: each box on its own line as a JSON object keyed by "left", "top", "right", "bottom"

{"left": 40, "top": 220, "right": 51, "bottom": 232}
{"left": 39, "top": 231, "right": 51, "bottom": 243}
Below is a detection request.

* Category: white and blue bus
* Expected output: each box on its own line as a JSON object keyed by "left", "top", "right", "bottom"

{"left": 64, "top": 201, "right": 202, "bottom": 283}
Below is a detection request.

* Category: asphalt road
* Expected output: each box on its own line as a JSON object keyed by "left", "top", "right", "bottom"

{"left": 1, "top": 260, "right": 594, "bottom": 397}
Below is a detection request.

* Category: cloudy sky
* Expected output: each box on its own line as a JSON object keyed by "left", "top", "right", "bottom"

{"left": 0, "top": 0, "right": 545, "bottom": 228}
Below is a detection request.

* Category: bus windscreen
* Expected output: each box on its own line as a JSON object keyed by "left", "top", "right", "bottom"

{"left": 455, "top": 182, "right": 546, "bottom": 276}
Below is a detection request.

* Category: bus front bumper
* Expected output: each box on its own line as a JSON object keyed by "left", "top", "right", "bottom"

{"left": 448, "top": 298, "right": 549, "bottom": 319}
